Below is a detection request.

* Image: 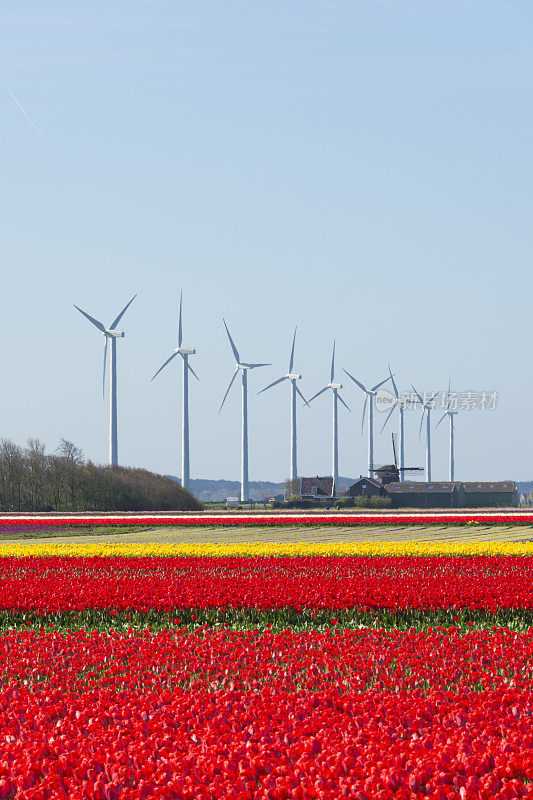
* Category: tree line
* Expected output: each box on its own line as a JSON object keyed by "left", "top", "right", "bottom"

{"left": 0, "top": 438, "right": 202, "bottom": 512}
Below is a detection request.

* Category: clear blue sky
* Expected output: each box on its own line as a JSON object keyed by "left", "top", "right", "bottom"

{"left": 1, "top": 1, "right": 531, "bottom": 482}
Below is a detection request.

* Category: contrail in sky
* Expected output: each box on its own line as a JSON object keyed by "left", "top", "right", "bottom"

{"left": 8, "top": 89, "right": 68, "bottom": 164}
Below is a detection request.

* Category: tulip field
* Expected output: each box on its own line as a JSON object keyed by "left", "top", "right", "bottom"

{"left": 2, "top": 523, "right": 533, "bottom": 799}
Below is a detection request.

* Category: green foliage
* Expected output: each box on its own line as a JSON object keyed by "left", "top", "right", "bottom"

{"left": 0, "top": 437, "right": 202, "bottom": 512}
{"left": 334, "top": 496, "right": 356, "bottom": 509}
{"left": 350, "top": 495, "right": 392, "bottom": 509}
{"left": 272, "top": 499, "right": 325, "bottom": 510}
{"left": 1, "top": 607, "right": 532, "bottom": 633}
{"left": 369, "top": 495, "right": 392, "bottom": 508}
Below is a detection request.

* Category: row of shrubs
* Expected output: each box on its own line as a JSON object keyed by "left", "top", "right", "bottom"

{"left": 271, "top": 495, "right": 392, "bottom": 510}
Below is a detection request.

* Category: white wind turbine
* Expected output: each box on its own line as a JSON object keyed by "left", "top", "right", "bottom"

{"left": 151, "top": 292, "right": 198, "bottom": 490}
{"left": 343, "top": 368, "right": 392, "bottom": 477}
{"left": 308, "top": 342, "right": 350, "bottom": 494}
{"left": 219, "top": 320, "right": 270, "bottom": 502}
{"left": 74, "top": 294, "right": 137, "bottom": 466}
{"left": 436, "top": 380, "right": 458, "bottom": 482}
{"left": 380, "top": 365, "right": 408, "bottom": 481}
{"left": 258, "top": 327, "right": 309, "bottom": 484}
{"left": 412, "top": 386, "right": 439, "bottom": 481}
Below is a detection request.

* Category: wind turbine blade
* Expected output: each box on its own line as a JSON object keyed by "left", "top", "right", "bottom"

{"left": 110, "top": 294, "right": 137, "bottom": 330}
{"left": 330, "top": 341, "right": 336, "bottom": 383}
{"left": 151, "top": 352, "right": 177, "bottom": 382}
{"left": 74, "top": 305, "right": 106, "bottom": 333}
{"left": 371, "top": 374, "right": 392, "bottom": 392}
{"left": 243, "top": 362, "right": 271, "bottom": 369}
{"left": 435, "top": 412, "right": 446, "bottom": 428}
{"left": 380, "top": 404, "right": 396, "bottom": 434}
{"left": 102, "top": 336, "right": 108, "bottom": 399}
{"left": 388, "top": 364, "right": 399, "bottom": 399}
{"left": 308, "top": 386, "right": 329, "bottom": 403}
{"left": 219, "top": 368, "right": 239, "bottom": 413}
{"left": 187, "top": 360, "right": 199, "bottom": 380}
{"left": 223, "top": 319, "right": 240, "bottom": 362}
{"left": 392, "top": 433, "right": 398, "bottom": 467}
{"left": 418, "top": 409, "right": 426, "bottom": 441}
{"left": 338, "top": 393, "right": 351, "bottom": 412}
{"left": 429, "top": 391, "right": 440, "bottom": 404}
{"left": 443, "top": 377, "right": 452, "bottom": 411}
{"left": 258, "top": 376, "right": 287, "bottom": 395}
{"left": 178, "top": 291, "right": 183, "bottom": 348}
{"left": 360, "top": 396, "right": 368, "bottom": 435}
{"left": 344, "top": 369, "right": 368, "bottom": 394}
{"left": 295, "top": 384, "right": 310, "bottom": 407}
{"left": 411, "top": 385, "right": 424, "bottom": 405}
{"left": 288, "top": 327, "right": 297, "bottom": 373}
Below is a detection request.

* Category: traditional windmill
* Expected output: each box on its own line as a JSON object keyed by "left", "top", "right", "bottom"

{"left": 372, "top": 434, "right": 423, "bottom": 485}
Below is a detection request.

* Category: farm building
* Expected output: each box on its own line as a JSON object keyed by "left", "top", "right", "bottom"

{"left": 386, "top": 482, "right": 464, "bottom": 509}
{"left": 461, "top": 481, "right": 518, "bottom": 508}
{"left": 345, "top": 476, "right": 387, "bottom": 499}
{"left": 384, "top": 480, "right": 518, "bottom": 508}
{"left": 300, "top": 476, "right": 335, "bottom": 500}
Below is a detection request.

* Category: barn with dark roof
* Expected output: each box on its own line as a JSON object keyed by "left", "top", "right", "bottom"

{"left": 345, "top": 476, "right": 387, "bottom": 499}
{"left": 384, "top": 480, "right": 518, "bottom": 508}
{"left": 461, "top": 481, "right": 518, "bottom": 508}
{"left": 386, "top": 481, "right": 463, "bottom": 508}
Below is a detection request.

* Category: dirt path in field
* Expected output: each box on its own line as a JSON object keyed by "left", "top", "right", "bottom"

{"left": 1, "top": 524, "right": 532, "bottom": 545}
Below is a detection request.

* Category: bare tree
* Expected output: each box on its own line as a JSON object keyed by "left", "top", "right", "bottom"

{"left": 56, "top": 439, "right": 84, "bottom": 510}
{"left": 284, "top": 477, "right": 301, "bottom": 501}
{"left": 25, "top": 438, "right": 47, "bottom": 510}
{"left": 0, "top": 439, "right": 25, "bottom": 510}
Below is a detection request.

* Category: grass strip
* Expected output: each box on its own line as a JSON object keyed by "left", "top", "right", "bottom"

{"left": 0, "top": 524, "right": 152, "bottom": 540}
{"left": 4, "top": 607, "right": 533, "bottom": 632}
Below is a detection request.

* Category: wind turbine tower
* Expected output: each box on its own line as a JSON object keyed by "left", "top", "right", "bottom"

{"left": 258, "top": 327, "right": 308, "bottom": 484}
{"left": 343, "top": 368, "right": 391, "bottom": 477}
{"left": 151, "top": 292, "right": 198, "bottom": 489}
{"left": 380, "top": 366, "right": 408, "bottom": 481}
{"left": 219, "top": 320, "right": 270, "bottom": 502}
{"left": 412, "top": 386, "right": 439, "bottom": 481}
{"left": 74, "top": 294, "right": 137, "bottom": 466}
{"left": 308, "top": 342, "right": 350, "bottom": 493}
{"left": 436, "top": 381, "right": 458, "bottom": 481}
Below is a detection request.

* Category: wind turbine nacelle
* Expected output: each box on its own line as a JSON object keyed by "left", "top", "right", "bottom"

{"left": 329, "top": 383, "right": 343, "bottom": 390}
{"left": 105, "top": 330, "right": 125, "bottom": 338}
{"left": 287, "top": 373, "right": 302, "bottom": 380}
{"left": 176, "top": 347, "right": 196, "bottom": 355}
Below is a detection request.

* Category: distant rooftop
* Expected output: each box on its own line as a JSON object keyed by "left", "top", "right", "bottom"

{"left": 462, "top": 481, "right": 516, "bottom": 493}
{"left": 387, "top": 482, "right": 459, "bottom": 494}
{"left": 300, "top": 476, "right": 335, "bottom": 497}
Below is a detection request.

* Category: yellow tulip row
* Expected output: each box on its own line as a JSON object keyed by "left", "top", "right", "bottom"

{"left": 0, "top": 541, "right": 533, "bottom": 557}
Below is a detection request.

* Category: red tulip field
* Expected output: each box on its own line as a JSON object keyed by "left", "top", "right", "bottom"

{"left": 1, "top": 554, "right": 533, "bottom": 614}
{"left": 1, "top": 545, "right": 533, "bottom": 798}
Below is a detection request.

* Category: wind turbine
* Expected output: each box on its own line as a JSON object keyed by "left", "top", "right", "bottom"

{"left": 74, "top": 294, "right": 137, "bottom": 466}
{"left": 258, "top": 327, "right": 309, "bottom": 484}
{"left": 343, "top": 368, "right": 391, "bottom": 477}
{"left": 436, "top": 380, "right": 458, "bottom": 481}
{"left": 412, "top": 386, "right": 439, "bottom": 481}
{"left": 308, "top": 342, "right": 350, "bottom": 494}
{"left": 380, "top": 365, "right": 408, "bottom": 481}
{"left": 219, "top": 320, "right": 270, "bottom": 502}
{"left": 151, "top": 292, "right": 198, "bottom": 490}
